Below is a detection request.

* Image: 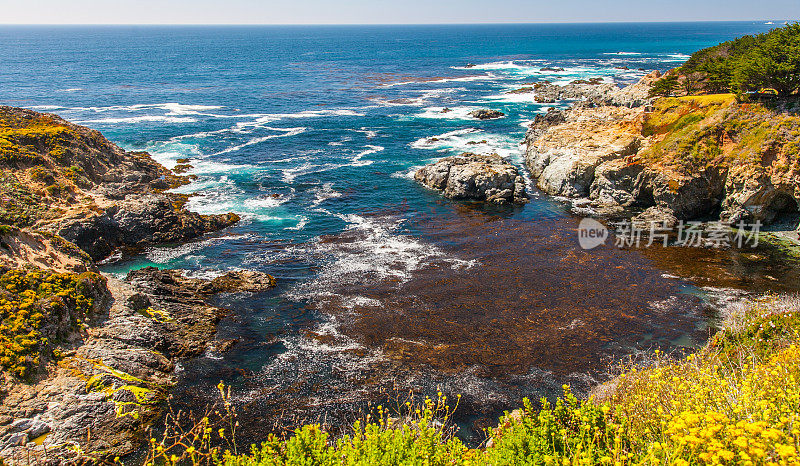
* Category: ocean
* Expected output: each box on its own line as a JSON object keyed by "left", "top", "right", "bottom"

{"left": 0, "top": 22, "right": 790, "bottom": 442}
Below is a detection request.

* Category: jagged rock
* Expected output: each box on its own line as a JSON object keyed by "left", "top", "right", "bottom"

{"left": 414, "top": 153, "right": 527, "bottom": 204}
{"left": 632, "top": 206, "right": 679, "bottom": 230}
{"left": 530, "top": 81, "right": 618, "bottom": 103}
{"left": 0, "top": 106, "right": 258, "bottom": 464}
{"left": 522, "top": 71, "right": 800, "bottom": 228}
{"left": 600, "top": 70, "right": 661, "bottom": 107}
{"left": 55, "top": 195, "right": 239, "bottom": 261}
{"left": 3, "top": 432, "right": 27, "bottom": 449}
{"left": 469, "top": 109, "right": 505, "bottom": 120}
{"left": 207, "top": 270, "right": 277, "bottom": 293}
{"left": 647, "top": 168, "right": 728, "bottom": 220}
{"left": 525, "top": 105, "right": 645, "bottom": 197}
{"left": 590, "top": 159, "right": 647, "bottom": 207}
{"left": 25, "top": 420, "right": 50, "bottom": 439}
{"left": 0, "top": 106, "right": 240, "bottom": 261}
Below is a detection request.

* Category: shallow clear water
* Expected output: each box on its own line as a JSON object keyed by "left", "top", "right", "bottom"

{"left": 0, "top": 22, "right": 792, "bottom": 443}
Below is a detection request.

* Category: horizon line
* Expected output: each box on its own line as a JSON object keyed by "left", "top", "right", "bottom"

{"left": 0, "top": 19, "right": 794, "bottom": 26}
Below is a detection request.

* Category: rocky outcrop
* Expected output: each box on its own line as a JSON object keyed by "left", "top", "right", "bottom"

{"left": 0, "top": 106, "right": 239, "bottom": 261}
{"left": 0, "top": 262, "right": 278, "bottom": 463}
{"left": 415, "top": 153, "right": 527, "bottom": 204}
{"left": 523, "top": 76, "right": 800, "bottom": 228}
{"left": 524, "top": 105, "right": 645, "bottom": 198}
{"left": 54, "top": 195, "right": 240, "bottom": 261}
{"left": 0, "top": 269, "right": 228, "bottom": 464}
{"left": 469, "top": 109, "right": 505, "bottom": 120}
{"left": 0, "top": 226, "right": 94, "bottom": 273}
{"left": 0, "top": 107, "right": 265, "bottom": 464}
{"left": 523, "top": 81, "right": 619, "bottom": 104}
{"left": 128, "top": 267, "right": 277, "bottom": 297}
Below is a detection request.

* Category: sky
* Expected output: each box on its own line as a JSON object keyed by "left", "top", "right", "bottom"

{"left": 0, "top": 0, "right": 798, "bottom": 24}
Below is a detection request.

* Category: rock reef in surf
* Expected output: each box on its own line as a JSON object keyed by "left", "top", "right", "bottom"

{"left": 414, "top": 153, "right": 527, "bottom": 204}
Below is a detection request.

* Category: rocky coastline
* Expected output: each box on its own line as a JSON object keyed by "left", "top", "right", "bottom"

{"left": 0, "top": 107, "right": 273, "bottom": 464}
{"left": 521, "top": 72, "right": 800, "bottom": 236}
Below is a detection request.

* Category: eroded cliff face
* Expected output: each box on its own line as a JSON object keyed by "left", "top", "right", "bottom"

{"left": 523, "top": 76, "right": 800, "bottom": 228}
{"left": 0, "top": 107, "right": 258, "bottom": 464}
{"left": 0, "top": 106, "right": 239, "bottom": 261}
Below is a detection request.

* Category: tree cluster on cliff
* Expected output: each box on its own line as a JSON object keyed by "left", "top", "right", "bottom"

{"left": 650, "top": 23, "right": 800, "bottom": 97}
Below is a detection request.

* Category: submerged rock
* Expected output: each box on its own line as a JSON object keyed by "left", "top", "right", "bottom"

{"left": 469, "top": 109, "right": 505, "bottom": 120}
{"left": 414, "top": 153, "right": 527, "bottom": 204}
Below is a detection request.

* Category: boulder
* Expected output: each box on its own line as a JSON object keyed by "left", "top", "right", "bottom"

{"left": 55, "top": 194, "right": 239, "bottom": 261}
{"left": 469, "top": 109, "right": 505, "bottom": 120}
{"left": 415, "top": 153, "right": 527, "bottom": 204}
{"left": 206, "top": 270, "right": 278, "bottom": 293}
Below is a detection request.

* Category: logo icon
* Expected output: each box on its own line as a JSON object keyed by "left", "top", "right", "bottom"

{"left": 578, "top": 218, "right": 608, "bottom": 250}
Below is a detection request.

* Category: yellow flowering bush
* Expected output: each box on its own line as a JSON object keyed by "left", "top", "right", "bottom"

{"left": 0, "top": 267, "right": 104, "bottom": 378}
{"left": 125, "top": 296, "right": 800, "bottom": 466}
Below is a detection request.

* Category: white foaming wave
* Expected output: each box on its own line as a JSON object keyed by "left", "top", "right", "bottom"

{"left": 310, "top": 182, "right": 342, "bottom": 207}
{"left": 160, "top": 103, "right": 224, "bottom": 115}
{"left": 602, "top": 52, "right": 643, "bottom": 56}
{"left": 412, "top": 127, "right": 524, "bottom": 161}
{"left": 29, "top": 105, "right": 64, "bottom": 110}
{"left": 369, "top": 87, "right": 463, "bottom": 107}
{"left": 280, "top": 161, "right": 341, "bottom": 183}
{"left": 212, "top": 126, "right": 306, "bottom": 155}
{"left": 184, "top": 158, "right": 256, "bottom": 175}
{"left": 484, "top": 90, "right": 540, "bottom": 104}
{"left": 167, "top": 127, "right": 236, "bottom": 143}
{"left": 236, "top": 109, "right": 365, "bottom": 128}
{"left": 243, "top": 193, "right": 291, "bottom": 209}
{"left": 381, "top": 73, "right": 498, "bottom": 87}
{"left": 145, "top": 234, "right": 253, "bottom": 263}
{"left": 171, "top": 175, "right": 242, "bottom": 215}
{"left": 58, "top": 88, "right": 84, "bottom": 93}
{"left": 75, "top": 115, "right": 198, "bottom": 124}
{"left": 289, "top": 214, "right": 476, "bottom": 303}
{"left": 410, "top": 127, "right": 479, "bottom": 150}
{"left": 64, "top": 102, "right": 222, "bottom": 114}
{"left": 391, "top": 164, "right": 425, "bottom": 180}
{"left": 350, "top": 145, "right": 384, "bottom": 167}
{"left": 245, "top": 316, "right": 386, "bottom": 409}
{"left": 452, "top": 61, "right": 526, "bottom": 70}
{"left": 351, "top": 127, "right": 378, "bottom": 138}
{"left": 413, "top": 106, "right": 479, "bottom": 120}
{"left": 285, "top": 216, "right": 309, "bottom": 231}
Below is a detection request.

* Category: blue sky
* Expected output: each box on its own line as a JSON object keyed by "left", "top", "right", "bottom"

{"left": 2, "top": 0, "right": 798, "bottom": 24}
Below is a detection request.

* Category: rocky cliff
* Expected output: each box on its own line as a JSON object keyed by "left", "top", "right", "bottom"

{"left": 0, "top": 107, "right": 272, "bottom": 464}
{"left": 0, "top": 106, "right": 239, "bottom": 260}
{"left": 523, "top": 73, "right": 800, "bottom": 229}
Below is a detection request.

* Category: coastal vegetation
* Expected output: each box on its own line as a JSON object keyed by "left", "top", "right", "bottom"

{"left": 650, "top": 23, "right": 800, "bottom": 97}
{"left": 0, "top": 267, "right": 104, "bottom": 378}
{"left": 140, "top": 296, "right": 800, "bottom": 465}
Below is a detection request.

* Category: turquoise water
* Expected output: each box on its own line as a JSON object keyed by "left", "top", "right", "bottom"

{"left": 0, "top": 22, "right": 787, "bottom": 442}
